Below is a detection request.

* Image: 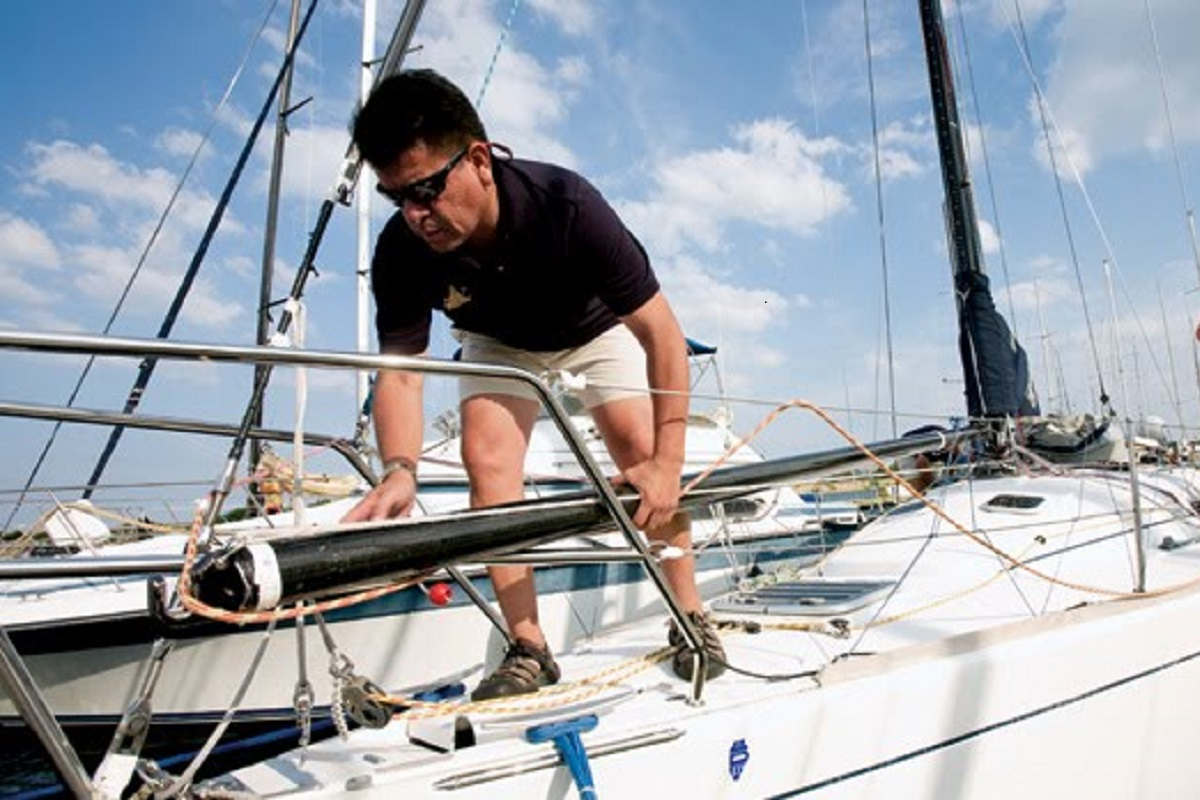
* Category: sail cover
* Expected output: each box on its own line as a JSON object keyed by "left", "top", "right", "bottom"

{"left": 957, "top": 270, "right": 1040, "bottom": 419}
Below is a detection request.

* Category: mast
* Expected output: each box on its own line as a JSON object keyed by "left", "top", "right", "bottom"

{"left": 251, "top": 0, "right": 303, "bottom": 477}
{"left": 356, "top": 0, "right": 377, "bottom": 427}
{"left": 917, "top": 0, "right": 1039, "bottom": 421}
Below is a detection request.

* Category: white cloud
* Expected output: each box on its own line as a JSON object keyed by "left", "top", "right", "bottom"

{"left": 155, "top": 127, "right": 207, "bottom": 160}
{"left": 67, "top": 242, "right": 243, "bottom": 330}
{"left": 261, "top": 23, "right": 318, "bottom": 71}
{"left": 403, "top": 0, "right": 582, "bottom": 167}
{"left": 276, "top": 123, "right": 356, "bottom": 200}
{"left": 861, "top": 116, "right": 932, "bottom": 183}
{"left": 0, "top": 213, "right": 61, "bottom": 307}
{"left": 660, "top": 255, "right": 791, "bottom": 337}
{"left": 967, "top": 0, "right": 1061, "bottom": 29}
{"left": 619, "top": 119, "right": 851, "bottom": 256}
{"left": 0, "top": 270, "right": 57, "bottom": 306}
{"left": 1007, "top": 275, "right": 1075, "bottom": 314}
{"left": 1031, "top": 0, "right": 1200, "bottom": 176}
{"left": 977, "top": 218, "right": 1000, "bottom": 255}
{"left": 555, "top": 55, "right": 590, "bottom": 85}
{"left": 64, "top": 204, "right": 102, "bottom": 235}
{"left": 4, "top": 137, "right": 261, "bottom": 335}
{"left": 23, "top": 140, "right": 239, "bottom": 236}
{"left": 0, "top": 212, "right": 60, "bottom": 269}
{"left": 524, "top": 0, "right": 596, "bottom": 38}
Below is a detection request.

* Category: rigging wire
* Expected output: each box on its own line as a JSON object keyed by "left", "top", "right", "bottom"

{"left": 949, "top": 6, "right": 1019, "bottom": 339}
{"left": 251, "top": 0, "right": 303, "bottom": 476}
{"left": 799, "top": 1, "right": 854, "bottom": 438}
{"left": 861, "top": 0, "right": 898, "bottom": 439}
{"left": 1, "top": 0, "right": 282, "bottom": 533}
{"left": 1142, "top": 0, "right": 1200, "bottom": 418}
{"left": 1156, "top": 280, "right": 1186, "bottom": 438}
{"left": 1142, "top": 0, "right": 1200, "bottom": 294}
{"left": 1007, "top": 0, "right": 1110, "bottom": 415}
{"left": 1005, "top": 1, "right": 1179, "bottom": 424}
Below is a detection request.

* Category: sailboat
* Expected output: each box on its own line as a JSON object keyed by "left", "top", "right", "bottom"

{"left": 5, "top": 1, "right": 1200, "bottom": 797}
{"left": 150, "top": 1, "right": 1200, "bottom": 796}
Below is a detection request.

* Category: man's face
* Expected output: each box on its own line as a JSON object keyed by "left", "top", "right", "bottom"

{"left": 374, "top": 140, "right": 494, "bottom": 253}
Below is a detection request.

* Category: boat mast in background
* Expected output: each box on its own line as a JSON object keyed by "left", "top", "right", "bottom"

{"left": 356, "top": 0, "right": 378, "bottom": 436}
{"left": 251, "top": 0, "right": 303, "bottom": 478}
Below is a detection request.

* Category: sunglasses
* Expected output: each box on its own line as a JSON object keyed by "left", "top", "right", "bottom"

{"left": 376, "top": 147, "right": 468, "bottom": 208}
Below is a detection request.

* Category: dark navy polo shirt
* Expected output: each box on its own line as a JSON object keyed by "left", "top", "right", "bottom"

{"left": 371, "top": 157, "right": 660, "bottom": 354}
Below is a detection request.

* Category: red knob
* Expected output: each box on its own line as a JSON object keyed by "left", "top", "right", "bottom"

{"left": 428, "top": 583, "right": 453, "bottom": 606}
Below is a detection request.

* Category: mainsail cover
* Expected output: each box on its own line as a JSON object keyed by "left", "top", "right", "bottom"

{"left": 957, "top": 270, "right": 1040, "bottom": 419}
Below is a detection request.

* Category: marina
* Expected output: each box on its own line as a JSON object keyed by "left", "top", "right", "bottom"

{"left": 3, "top": 0, "right": 1200, "bottom": 797}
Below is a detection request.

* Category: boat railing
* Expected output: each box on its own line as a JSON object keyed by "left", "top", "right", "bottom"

{"left": 0, "top": 329, "right": 709, "bottom": 650}
{"left": 0, "top": 328, "right": 719, "bottom": 795}
{"left": 0, "top": 399, "right": 377, "bottom": 485}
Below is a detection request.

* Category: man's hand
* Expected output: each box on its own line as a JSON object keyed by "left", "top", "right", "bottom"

{"left": 342, "top": 471, "right": 417, "bottom": 522}
{"left": 616, "top": 456, "right": 682, "bottom": 531}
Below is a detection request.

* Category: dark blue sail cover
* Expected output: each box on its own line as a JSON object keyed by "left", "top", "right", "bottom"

{"left": 957, "top": 270, "right": 1040, "bottom": 419}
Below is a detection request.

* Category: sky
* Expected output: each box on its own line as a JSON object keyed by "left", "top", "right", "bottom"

{"left": 2, "top": 0, "right": 1200, "bottom": 527}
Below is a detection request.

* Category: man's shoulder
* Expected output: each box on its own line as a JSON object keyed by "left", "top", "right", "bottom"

{"left": 500, "top": 157, "right": 590, "bottom": 201}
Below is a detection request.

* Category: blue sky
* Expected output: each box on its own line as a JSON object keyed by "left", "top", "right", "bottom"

{"left": 2, "top": 0, "right": 1200, "bottom": 526}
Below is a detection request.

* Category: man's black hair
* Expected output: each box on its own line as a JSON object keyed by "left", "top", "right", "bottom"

{"left": 353, "top": 69, "right": 488, "bottom": 169}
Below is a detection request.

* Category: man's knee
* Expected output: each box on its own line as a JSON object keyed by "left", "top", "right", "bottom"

{"left": 461, "top": 435, "right": 522, "bottom": 481}
{"left": 645, "top": 512, "right": 690, "bottom": 542}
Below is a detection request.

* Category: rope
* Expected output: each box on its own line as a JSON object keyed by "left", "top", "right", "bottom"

{"left": 680, "top": 395, "right": 1200, "bottom": 601}
{"left": 392, "top": 646, "right": 674, "bottom": 721}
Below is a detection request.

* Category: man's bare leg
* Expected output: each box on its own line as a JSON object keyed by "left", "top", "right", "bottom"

{"left": 460, "top": 392, "right": 545, "bottom": 646}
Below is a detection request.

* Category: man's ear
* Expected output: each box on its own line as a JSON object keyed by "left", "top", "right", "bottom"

{"left": 470, "top": 143, "right": 494, "bottom": 189}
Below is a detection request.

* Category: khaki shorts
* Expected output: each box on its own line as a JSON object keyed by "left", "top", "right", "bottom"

{"left": 456, "top": 325, "right": 648, "bottom": 410}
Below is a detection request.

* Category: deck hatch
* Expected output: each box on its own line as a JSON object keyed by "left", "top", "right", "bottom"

{"left": 712, "top": 578, "right": 894, "bottom": 616}
{"left": 981, "top": 494, "right": 1045, "bottom": 513}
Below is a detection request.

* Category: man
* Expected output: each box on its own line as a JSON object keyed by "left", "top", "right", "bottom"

{"left": 345, "top": 69, "right": 724, "bottom": 701}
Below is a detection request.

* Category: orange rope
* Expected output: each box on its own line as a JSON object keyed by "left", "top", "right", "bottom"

{"left": 685, "top": 398, "right": 1200, "bottom": 601}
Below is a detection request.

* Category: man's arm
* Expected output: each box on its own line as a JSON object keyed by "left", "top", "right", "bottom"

{"left": 620, "top": 291, "right": 690, "bottom": 530}
{"left": 343, "top": 366, "right": 424, "bottom": 522}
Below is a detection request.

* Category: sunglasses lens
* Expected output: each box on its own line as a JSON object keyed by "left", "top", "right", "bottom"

{"left": 407, "top": 179, "right": 442, "bottom": 204}
{"left": 377, "top": 148, "right": 464, "bottom": 207}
